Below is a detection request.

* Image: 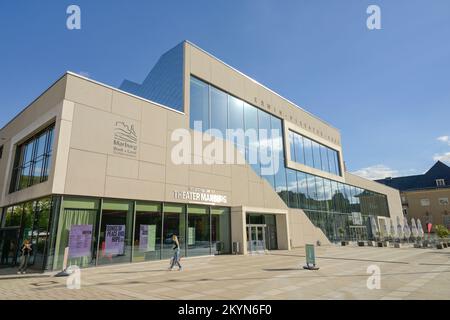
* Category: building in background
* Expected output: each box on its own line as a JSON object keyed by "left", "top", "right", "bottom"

{"left": 0, "top": 41, "right": 403, "bottom": 271}
{"left": 377, "top": 161, "right": 450, "bottom": 231}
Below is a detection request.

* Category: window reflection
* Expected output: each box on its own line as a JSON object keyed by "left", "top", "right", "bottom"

{"left": 289, "top": 130, "right": 341, "bottom": 177}
{"left": 10, "top": 124, "right": 54, "bottom": 193}
{"left": 188, "top": 76, "right": 390, "bottom": 243}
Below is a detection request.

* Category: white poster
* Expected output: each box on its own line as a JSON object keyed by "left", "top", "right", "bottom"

{"left": 139, "top": 225, "right": 156, "bottom": 252}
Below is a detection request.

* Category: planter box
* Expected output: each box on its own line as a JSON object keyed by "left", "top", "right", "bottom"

{"left": 436, "top": 243, "right": 443, "bottom": 249}
{"left": 341, "top": 241, "right": 346, "bottom": 246}
{"left": 413, "top": 243, "right": 422, "bottom": 248}
{"left": 377, "top": 242, "right": 383, "bottom": 247}
{"left": 394, "top": 243, "right": 401, "bottom": 248}
{"left": 357, "top": 241, "right": 365, "bottom": 247}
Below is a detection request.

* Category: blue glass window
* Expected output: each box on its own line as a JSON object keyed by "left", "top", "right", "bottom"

{"left": 286, "top": 169, "right": 299, "bottom": 208}
{"left": 119, "top": 42, "right": 184, "bottom": 112}
{"left": 258, "top": 110, "right": 275, "bottom": 187}
{"left": 228, "top": 96, "right": 244, "bottom": 131}
{"left": 10, "top": 124, "right": 54, "bottom": 193}
{"left": 311, "top": 140, "right": 322, "bottom": 171}
{"left": 289, "top": 130, "right": 341, "bottom": 176}
{"left": 210, "top": 87, "right": 228, "bottom": 138}
{"left": 306, "top": 174, "right": 319, "bottom": 210}
{"left": 244, "top": 103, "right": 260, "bottom": 175}
{"left": 294, "top": 134, "right": 305, "bottom": 165}
{"left": 303, "top": 138, "right": 314, "bottom": 169}
{"left": 227, "top": 95, "right": 245, "bottom": 153}
{"left": 319, "top": 145, "right": 329, "bottom": 173}
{"left": 297, "top": 171, "right": 309, "bottom": 209}
{"left": 190, "top": 77, "right": 209, "bottom": 131}
{"left": 289, "top": 131, "right": 296, "bottom": 162}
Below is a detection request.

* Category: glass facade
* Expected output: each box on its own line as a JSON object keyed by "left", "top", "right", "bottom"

{"left": 0, "top": 197, "right": 54, "bottom": 269}
{"left": 133, "top": 202, "right": 162, "bottom": 262}
{"left": 289, "top": 130, "right": 340, "bottom": 176}
{"left": 211, "top": 207, "right": 231, "bottom": 254}
{"left": 53, "top": 197, "right": 99, "bottom": 269}
{"left": 119, "top": 42, "right": 184, "bottom": 112}
{"left": 162, "top": 203, "right": 186, "bottom": 259}
{"left": 9, "top": 124, "right": 54, "bottom": 193}
{"left": 49, "top": 197, "right": 231, "bottom": 271}
{"left": 1, "top": 196, "right": 230, "bottom": 271}
{"left": 187, "top": 205, "right": 210, "bottom": 257}
{"left": 98, "top": 200, "right": 134, "bottom": 266}
{"left": 190, "top": 76, "right": 390, "bottom": 242}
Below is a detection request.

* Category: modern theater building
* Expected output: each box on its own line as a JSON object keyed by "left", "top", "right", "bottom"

{"left": 0, "top": 41, "right": 403, "bottom": 271}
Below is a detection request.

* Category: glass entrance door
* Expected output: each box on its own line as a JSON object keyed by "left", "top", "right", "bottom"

{"left": 246, "top": 224, "right": 266, "bottom": 254}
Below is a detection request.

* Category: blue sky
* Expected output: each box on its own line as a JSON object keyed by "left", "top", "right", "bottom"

{"left": 1, "top": 0, "right": 449, "bottom": 179}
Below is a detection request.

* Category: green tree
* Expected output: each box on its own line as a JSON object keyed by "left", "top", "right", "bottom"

{"left": 435, "top": 225, "right": 449, "bottom": 239}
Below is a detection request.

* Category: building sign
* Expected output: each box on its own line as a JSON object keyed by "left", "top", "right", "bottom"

{"left": 173, "top": 187, "right": 227, "bottom": 205}
{"left": 139, "top": 225, "right": 156, "bottom": 252}
{"left": 352, "top": 212, "right": 363, "bottom": 225}
{"left": 113, "top": 121, "right": 138, "bottom": 157}
{"left": 439, "top": 198, "right": 449, "bottom": 205}
{"left": 68, "top": 224, "right": 93, "bottom": 258}
{"left": 420, "top": 198, "right": 430, "bottom": 207}
{"left": 105, "top": 225, "right": 125, "bottom": 255}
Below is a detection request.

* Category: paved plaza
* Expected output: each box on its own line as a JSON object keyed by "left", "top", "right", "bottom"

{"left": 0, "top": 245, "right": 449, "bottom": 300}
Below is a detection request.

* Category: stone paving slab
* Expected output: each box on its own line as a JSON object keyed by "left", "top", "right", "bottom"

{"left": 0, "top": 246, "right": 449, "bottom": 300}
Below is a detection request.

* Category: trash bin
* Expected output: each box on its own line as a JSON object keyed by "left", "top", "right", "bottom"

{"left": 232, "top": 241, "right": 240, "bottom": 255}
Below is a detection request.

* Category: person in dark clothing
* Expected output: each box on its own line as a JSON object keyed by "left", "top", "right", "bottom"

{"left": 17, "top": 239, "right": 32, "bottom": 274}
{"left": 168, "top": 235, "right": 182, "bottom": 271}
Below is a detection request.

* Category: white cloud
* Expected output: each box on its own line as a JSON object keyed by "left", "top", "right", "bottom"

{"left": 433, "top": 152, "right": 450, "bottom": 163}
{"left": 437, "top": 135, "right": 450, "bottom": 145}
{"left": 78, "top": 71, "right": 90, "bottom": 78}
{"left": 352, "top": 164, "right": 399, "bottom": 180}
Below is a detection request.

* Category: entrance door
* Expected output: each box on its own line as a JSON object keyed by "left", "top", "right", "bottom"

{"left": 0, "top": 227, "right": 20, "bottom": 267}
{"left": 246, "top": 224, "right": 266, "bottom": 254}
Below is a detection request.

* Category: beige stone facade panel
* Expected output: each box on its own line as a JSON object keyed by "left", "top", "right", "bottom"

{"left": 65, "top": 149, "right": 107, "bottom": 197}
{"left": 105, "top": 176, "right": 165, "bottom": 201}
{"left": 139, "top": 143, "right": 166, "bottom": 165}
{"left": 65, "top": 75, "right": 112, "bottom": 112}
{"left": 106, "top": 155, "right": 139, "bottom": 179}
{"left": 138, "top": 161, "right": 166, "bottom": 183}
{"left": 141, "top": 103, "right": 168, "bottom": 147}
{"left": 111, "top": 90, "right": 142, "bottom": 121}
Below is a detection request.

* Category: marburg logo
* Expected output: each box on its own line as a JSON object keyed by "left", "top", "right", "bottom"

{"left": 113, "top": 121, "right": 138, "bottom": 157}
